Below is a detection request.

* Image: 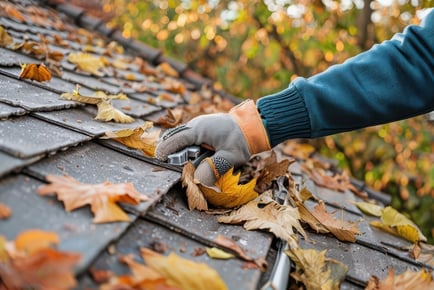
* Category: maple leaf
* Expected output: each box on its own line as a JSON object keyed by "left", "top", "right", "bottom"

{"left": 67, "top": 52, "right": 105, "bottom": 76}
{"left": 217, "top": 190, "right": 306, "bottom": 247}
{"left": 0, "top": 248, "right": 80, "bottom": 290}
{"left": 96, "top": 100, "right": 135, "bottom": 123}
{"left": 19, "top": 63, "right": 52, "bottom": 82}
{"left": 370, "top": 206, "right": 427, "bottom": 243}
{"left": 38, "top": 175, "right": 148, "bottom": 223}
{"left": 181, "top": 162, "right": 208, "bottom": 211}
{"left": 198, "top": 167, "right": 258, "bottom": 208}
{"left": 298, "top": 200, "right": 360, "bottom": 242}
{"left": 365, "top": 268, "right": 434, "bottom": 290}
{"left": 140, "top": 248, "right": 228, "bottom": 290}
{"left": 285, "top": 248, "right": 348, "bottom": 290}
{"left": 102, "top": 122, "right": 160, "bottom": 157}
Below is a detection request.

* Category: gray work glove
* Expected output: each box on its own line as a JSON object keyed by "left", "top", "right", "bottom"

{"left": 155, "top": 100, "right": 271, "bottom": 186}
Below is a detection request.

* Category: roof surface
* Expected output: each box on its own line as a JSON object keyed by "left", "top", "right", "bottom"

{"left": 0, "top": 1, "right": 432, "bottom": 289}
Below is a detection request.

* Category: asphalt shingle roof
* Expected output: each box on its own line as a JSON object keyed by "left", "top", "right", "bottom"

{"left": 0, "top": 1, "right": 432, "bottom": 289}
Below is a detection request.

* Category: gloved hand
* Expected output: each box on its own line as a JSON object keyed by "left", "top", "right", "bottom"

{"left": 155, "top": 100, "right": 271, "bottom": 186}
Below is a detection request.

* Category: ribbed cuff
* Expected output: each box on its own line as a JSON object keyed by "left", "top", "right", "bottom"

{"left": 256, "top": 83, "right": 311, "bottom": 147}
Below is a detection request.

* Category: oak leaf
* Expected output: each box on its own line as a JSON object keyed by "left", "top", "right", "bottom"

{"left": 67, "top": 52, "right": 105, "bottom": 76}
{"left": 217, "top": 190, "right": 305, "bottom": 247}
{"left": 298, "top": 200, "right": 360, "bottom": 242}
{"left": 365, "top": 268, "right": 434, "bottom": 290}
{"left": 141, "top": 248, "right": 228, "bottom": 290}
{"left": 38, "top": 175, "right": 148, "bottom": 223}
{"left": 199, "top": 167, "right": 258, "bottom": 208}
{"left": 286, "top": 248, "right": 348, "bottom": 290}
{"left": 370, "top": 206, "right": 427, "bottom": 243}
{"left": 181, "top": 162, "right": 208, "bottom": 211}
{"left": 19, "top": 63, "right": 52, "bottom": 82}
{"left": 96, "top": 100, "right": 135, "bottom": 123}
{"left": 102, "top": 122, "right": 160, "bottom": 157}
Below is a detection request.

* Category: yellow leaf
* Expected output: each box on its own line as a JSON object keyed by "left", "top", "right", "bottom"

{"left": 285, "top": 248, "right": 348, "bottom": 290}
{"left": 102, "top": 122, "right": 160, "bottom": 157}
{"left": 371, "top": 206, "right": 427, "bottom": 243}
{"left": 217, "top": 190, "right": 305, "bottom": 246}
{"left": 199, "top": 167, "right": 258, "bottom": 208}
{"left": 67, "top": 52, "right": 105, "bottom": 76}
{"left": 14, "top": 230, "right": 59, "bottom": 255}
{"left": 96, "top": 100, "right": 135, "bottom": 123}
{"left": 181, "top": 162, "right": 208, "bottom": 211}
{"left": 140, "top": 248, "right": 228, "bottom": 290}
{"left": 206, "top": 247, "right": 234, "bottom": 259}
{"left": 365, "top": 268, "right": 434, "bottom": 290}
{"left": 354, "top": 202, "right": 383, "bottom": 217}
{"left": 0, "top": 235, "right": 8, "bottom": 262}
{"left": 0, "top": 26, "right": 13, "bottom": 48}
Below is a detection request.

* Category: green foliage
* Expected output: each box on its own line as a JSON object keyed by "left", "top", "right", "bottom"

{"left": 107, "top": 0, "right": 433, "bottom": 243}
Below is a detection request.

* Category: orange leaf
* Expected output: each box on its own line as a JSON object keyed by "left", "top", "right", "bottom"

{"left": 0, "top": 203, "right": 11, "bottom": 219}
{"left": 14, "top": 230, "right": 59, "bottom": 255}
{"left": 0, "top": 248, "right": 80, "bottom": 290}
{"left": 38, "top": 175, "right": 148, "bottom": 223}
{"left": 365, "top": 268, "right": 434, "bottom": 290}
{"left": 19, "top": 63, "right": 52, "bottom": 82}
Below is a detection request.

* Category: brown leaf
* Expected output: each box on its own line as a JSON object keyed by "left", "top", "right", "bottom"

{"left": 365, "top": 268, "right": 434, "bottom": 290}
{"left": 181, "top": 162, "right": 208, "bottom": 211}
{"left": 0, "top": 26, "right": 13, "bottom": 48}
{"left": 0, "top": 248, "right": 80, "bottom": 290}
{"left": 213, "top": 235, "right": 253, "bottom": 262}
{"left": 38, "top": 175, "right": 148, "bottom": 223}
{"left": 217, "top": 190, "right": 305, "bottom": 246}
{"left": 155, "top": 108, "right": 185, "bottom": 128}
{"left": 157, "top": 62, "right": 179, "bottom": 77}
{"left": 254, "top": 151, "right": 293, "bottom": 192}
{"left": 19, "top": 63, "right": 52, "bottom": 82}
{"left": 0, "top": 203, "right": 11, "bottom": 219}
{"left": 199, "top": 167, "right": 258, "bottom": 208}
{"left": 140, "top": 248, "right": 228, "bottom": 290}
{"left": 102, "top": 122, "right": 160, "bottom": 157}
{"left": 299, "top": 200, "right": 360, "bottom": 242}
{"left": 286, "top": 248, "right": 348, "bottom": 290}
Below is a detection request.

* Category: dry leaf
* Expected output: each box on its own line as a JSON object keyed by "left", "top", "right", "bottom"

{"left": 298, "top": 200, "right": 360, "bottom": 242}
{"left": 181, "top": 162, "right": 208, "bottom": 211}
{"left": 370, "top": 206, "right": 427, "bottom": 243}
{"left": 0, "top": 26, "right": 13, "bottom": 48}
{"left": 217, "top": 190, "right": 305, "bottom": 247}
{"left": 213, "top": 235, "right": 253, "bottom": 262}
{"left": 354, "top": 202, "right": 383, "bottom": 217}
{"left": 19, "top": 63, "right": 52, "bottom": 82}
{"left": 206, "top": 247, "right": 234, "bottom": 259}
{"left": 199, "top": 167, "right": 258, "bottom": 208}
{"left": 96, "top": 100, "right": 135, "bottom": 123}
{"left": 254, "top": 151, "right": 293, "bottom": 192}
{"left": 0, "top": 248, "right": 81, "bottom": 290}
{"left": 14, "top": 230, "right": 59, "bottom": 255}
{"left": 365, "top": 268, "right": 434, "bottom": 290}
{"left": 156, "top": 108, "right": 185, "bottom": 128}
{"left": 282, "top": 141, "right": 315, "bottom": 160}
{"left": 61, "top": 86, "right": 128, "bottom": 105}
{"left": 102, "top": 122, "right": 160, "bottom": 157}
{"left": 157, "top": 62, "right": 179, "bottom": 77}
{"left": 67, "top": 52, "right": 105, "bottom": 76}
{"left": 286, "top": 248, "right": 348, "bottom": 290}
{"left": 38, "top": 174, "right": 148, "bottom": 223}
{"left": 0, "top": 203, "right": 11, "bottom": 219}
{"left": 141, "top": 248, "right": 228, "bottom": 290}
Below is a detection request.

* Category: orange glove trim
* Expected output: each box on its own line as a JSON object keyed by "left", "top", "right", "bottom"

{"left": 229, "top": 99, "right": 271, "bottom": 154}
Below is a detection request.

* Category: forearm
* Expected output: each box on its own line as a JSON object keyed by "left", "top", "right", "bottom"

{"left": 257, "top": 10, "right": 434, "bottom": 147}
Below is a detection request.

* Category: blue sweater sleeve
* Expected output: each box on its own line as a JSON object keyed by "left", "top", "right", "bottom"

{"left": 257, "top": 10, "right": 434, "bottom": 147}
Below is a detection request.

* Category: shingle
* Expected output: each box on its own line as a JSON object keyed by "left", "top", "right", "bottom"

{"left": 0, "top": 174, "right": 133, "bottom": 274}
{"left": 0, "top": 74, "right": 78, "bottom": 111}
{"left": 0, "top": 47, "right": 37, "bottom": 67}
{"left": 0, "top": 115, "right": 90, "bottom": 158}
{"left": 82, "top": 217, "right": 265, "bottom": 290}
{"left": 111, "top": 98, "right": 161, "bottom": 118}
{"left": 0, "top": 102, "right": 27, "bottom": 119}
{"left": 130, "top": 92, "right": 180, "bottom": 108}
{"left": 33, "top": 107, "right": 145, "bottom": 137}
{"left": 61, "top": 71, "right": 121, "bottom": 94}
{"left": 0, "top": 151, "right": 42, "bottom": 178}
{"left": 25, "top": 141, "right": 181, "bottom": 214}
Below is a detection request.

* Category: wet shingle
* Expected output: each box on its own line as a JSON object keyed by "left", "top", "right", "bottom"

{"left": 0, "top": 102, "right": 27, "bottom": 119}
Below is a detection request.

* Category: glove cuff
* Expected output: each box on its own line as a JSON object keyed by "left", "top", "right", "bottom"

{"left": 229, "top": 99, "right": 271, "bottom": 154}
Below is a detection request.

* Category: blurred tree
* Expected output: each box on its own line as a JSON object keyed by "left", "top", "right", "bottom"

{"left": 106, "top": 0, "right": 433, "bottom": 242}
